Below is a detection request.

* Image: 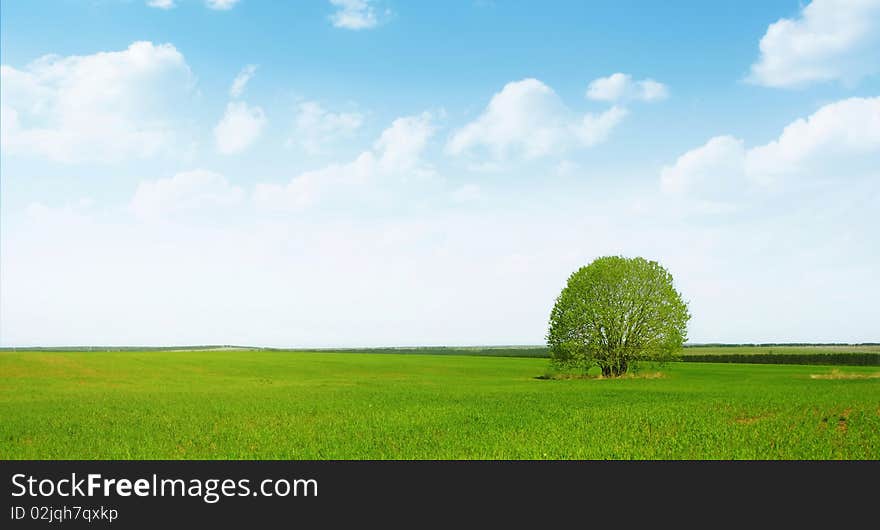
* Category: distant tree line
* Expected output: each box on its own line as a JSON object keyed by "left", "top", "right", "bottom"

{"left": 2, "top": 345, "right": 877, "bottom": 366}
{"left": 684, "top": 343, "right": 880, "bottom": 348}
{"left": 681, "top": 353, "right": 879, "bottom": 366}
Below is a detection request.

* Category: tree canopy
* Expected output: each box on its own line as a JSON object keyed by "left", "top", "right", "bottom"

{"left": 546, "top": 256, "right": 690, "bottom": 377}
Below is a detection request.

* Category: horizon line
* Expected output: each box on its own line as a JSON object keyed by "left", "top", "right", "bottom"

{"left": 2, "top": 342, "right": 879, "bottom": 351}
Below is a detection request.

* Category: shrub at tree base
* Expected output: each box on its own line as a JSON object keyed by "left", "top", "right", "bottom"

{"left": 547, "top": 256, "right": 690, "bottom": 377}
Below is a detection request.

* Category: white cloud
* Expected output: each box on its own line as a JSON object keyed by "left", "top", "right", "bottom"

{"left": 748, "top": 0, "right": 880, "bottom": 88}
{"left": 290, "top": 101, "right": 364, "bottom": 154}
{"left": 0, "top": 41, "right": 194, "bottom": 163}
{"left": 206, "top": 0, "right": 240, "bottom": 10}
{"left": 661, "top": 97, "right": 880, "bottom": 201}
{"left": 229, "top": 64, "right": 257, "bottom": 98}
{"left": 574, "top": 105, "right": 628, "bottom": 147}
{"left": 214, "top": 101, "right": 266, "bottom": 155}
{"left": 147, "top": 0, "right": 176, "bottom": 9}
{"left": 374, "top": 112, "right": 435, "bottom": 174}
{"left": 638, "top": 79, "right": 669, "bottom": 101}
{"left": 255, "top": 112, "right": 435, "bottom": 210}
{"left": 131, "top": 169, "right": 244, "bottom": 221}
{"left": 746, "top": 97, "right": 880, "bottom": 183}
{"left": 253, "top": 152, "right": 377, "bottom": 210}
{"left": 660, "top": 135, "right": 747, "bottom": 199}
{"left": 150, "top": 0, "right": 239, "bottom": 9}
{"left": 216, "top": 65, "right": 265, "bottom": 155}
{"left": 586, "top": 73, "right": 669, "bottom": 102}
{"left": 446, "top": 78, "right": 626, "bottom": 161}
{"left": 329, "top": 0, "right": 379, "bottom": 30}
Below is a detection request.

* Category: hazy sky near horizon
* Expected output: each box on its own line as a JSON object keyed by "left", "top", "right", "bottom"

{"left": 1, "top": 0, "right": 879, "bottom": 347}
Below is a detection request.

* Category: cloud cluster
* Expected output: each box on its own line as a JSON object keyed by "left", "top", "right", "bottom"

{"left": 661, "top": 97, "right": 880, "bottom": 202}
{"left": 213, "top": 64, "right": 266, "bottom": 154}
{"left": 329, "top": 0, "right": 380, "bottom": 30}
{"left": 4, "top": 6, "right": 880, "bottom": 348}
{"left": 205, "top": 0, "right": 240, "bottom": 10}
{"left": 213, "top": 101, "right": 267, "bottom": 155}
{"left": 373, "top": 113, "right": 435, "bottom": 174}
{"left": 446, "top": 78, "right": 627, "bottom": 161}
{"left": 586, "top": 73, "right": 669, "bottom": 102}
{"left": 0, "top": 41, "right": 194, "bottom": 163}
{"left": 748, "top": 0, "right": 880, "bottom": 88}
{"left": 256, "top": 112, "right": 435, "bottom": 209}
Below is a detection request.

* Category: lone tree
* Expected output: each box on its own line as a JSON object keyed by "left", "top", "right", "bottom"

{"left": 547, "top": 256, "right": 690, "bottom": 377}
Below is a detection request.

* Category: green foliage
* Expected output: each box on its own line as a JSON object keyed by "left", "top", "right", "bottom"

{"left": 547, "top": 256, "right": 690, "bottom": 376}
{"left": 1, "top": 350, "right": 878, "bottom": 459}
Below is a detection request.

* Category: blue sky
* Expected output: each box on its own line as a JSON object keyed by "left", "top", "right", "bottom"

{"left": 1, "top": 0, "right": 879, "bottom": 346}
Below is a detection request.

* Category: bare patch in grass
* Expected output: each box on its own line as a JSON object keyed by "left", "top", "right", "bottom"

{"left": 837, "top": 408, "right": 852, "bottom": 433}
{"left": 809, "top": 369, "right": 880, "bottom": 380}
{"left": 819, "top": 407, "right": 855, "bottom": 432}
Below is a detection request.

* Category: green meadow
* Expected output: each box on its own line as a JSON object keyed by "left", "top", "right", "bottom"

{"left": 1, "top": 349, "right": 878, "bottom": 459}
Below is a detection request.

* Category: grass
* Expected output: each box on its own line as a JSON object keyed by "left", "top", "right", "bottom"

{"left": 1, "top": 350, "right": 878, "bottom": 459}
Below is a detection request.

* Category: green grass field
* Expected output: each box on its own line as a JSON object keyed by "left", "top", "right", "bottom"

{"left": 1, "top": 349, "right": 878, "bottom": 459}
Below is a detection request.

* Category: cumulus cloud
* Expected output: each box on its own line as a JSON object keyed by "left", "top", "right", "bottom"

{"left": 0, "top": 41, "right": 194, "bottom": 163}
{"left": 255, "top": 112, "right": 435, "bottom": 210}
{"left": 329, "top": 0, "right": 380, "bottom": 30}
{"left": 661, "top": 97, "right": 880, "bottom": 201}
{"left": 253, "top": 153, "right": 376, "bottom": 210}
{"left": 748, "top": 0, "right": 880, "bottom": 88}
{"left": 216, "top": 65, "right": 265, "bottom": 154}
{"left": 446, "top": 78, "right": 626, "bottom": 161}
{"left": 206, "top": 0, "right": 240, "bottom": 10}
{"left": 746, "top": 97, "right": 880, "bottom": 182}
{"left": 574, "top": 106, "right": 628, "bottom": 146}
{"left": 585, "top": 73, "right": 669, "bottom": 102}
{"left": 373, "top": 112, "right": 435, "bottom": 174}
{"left": 290, "top": 101, "right": 364, "bottom": 154}
{"left": 131, "top": 169, "right": 244, "bottom": 221}
{"left": 660, "top": 136, "right": 747, "bottom": 200}
{"left": 229, "top": 64, "right": 257, "bottom": 98}
{"left": 147, "top": 0, "right": 176, "bottom": 9}
{"left": 214, "top": 101, "right": 266, "bottom": 155}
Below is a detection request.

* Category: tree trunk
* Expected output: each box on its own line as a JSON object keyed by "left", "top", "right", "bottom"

{"left": 606, "top": 361, "right": 628, "bottom": 378}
